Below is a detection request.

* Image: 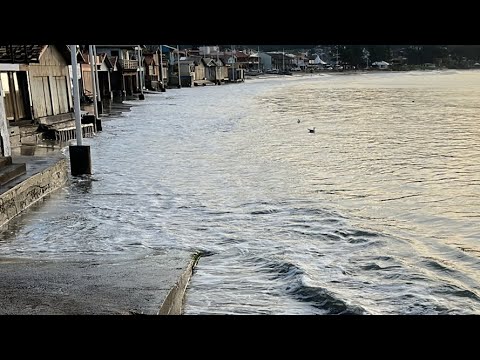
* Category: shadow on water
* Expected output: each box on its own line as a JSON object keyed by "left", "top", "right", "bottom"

{"left": 71, "top": 176, "right": 93, "bottom": 194}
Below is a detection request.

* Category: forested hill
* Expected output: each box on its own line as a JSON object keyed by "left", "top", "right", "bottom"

{"left": 251, "top": 45, "right": 480, "bottom": 63}
{"left": 181, "top": 45, "right": 480, "bottom": 63}
{"left": 244, "top": 45, "right": 317, "bottom": 51}
{"left": 247, "top": 45, "right": 480, "bottom": 59}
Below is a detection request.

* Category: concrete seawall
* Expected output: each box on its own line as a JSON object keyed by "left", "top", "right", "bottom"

{"left": 0, "top": 155, "right": 68, "bottom": 228}
{"left": 159, "top": 254, "right": 199, "bottom": 315}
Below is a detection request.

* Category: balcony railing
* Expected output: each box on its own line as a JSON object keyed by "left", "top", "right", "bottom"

{"left": 119, "top": 59, "right": 139, "bottom": 70}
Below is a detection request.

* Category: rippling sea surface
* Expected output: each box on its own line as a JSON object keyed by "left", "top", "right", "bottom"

{"left": 1, "top": 70, "right": 480, "bottom": 314}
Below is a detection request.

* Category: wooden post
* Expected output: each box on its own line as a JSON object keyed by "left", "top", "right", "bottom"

{"left": 138, "top": 45, "right": 145, "bottom": 100}
{"left": 88, "top": 45, "right": 98, "bottom": 132}
{"left": 177, "top": 45, "right": 181, "bottom": 88}
{"left": 159, "top": 45, "right": 166, "bottom": 92}
{"left": 93, "top": 45, "right": 103, "bottom": 113}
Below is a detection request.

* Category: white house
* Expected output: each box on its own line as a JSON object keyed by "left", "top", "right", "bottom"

{"left": 308, "top": 54, "right": 327, "bottom": 66}
{"left": 372, "top": 61, "right": 390, "bottom": 69}
{"left": 293, "top": 53, "right": 307, "bottom": 69}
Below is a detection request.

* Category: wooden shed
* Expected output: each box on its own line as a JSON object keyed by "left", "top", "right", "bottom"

{"left": 202, "top": 58, "right": 228, "bottom": 84}
{"left": 202, "top": 58, "right": 215, "bottom": 82}
{"left": 214, "top": 59, "right": 229, "bottom": 82}
{"left": 0, "top": 45, "right": 75, "bottom": 146}
{"left": 144, "top": 53, "right": 159, "bottom": 90}
{"left": 81, "top": 50, "right": 113, "bottom": 101}
{"left": 0, "top": 45, "right": 73, "bottom": 124}
{"left": 26, "top": 46, "right": 73, "bottom": 121}
{"left": 194, "top": 59, "right": 206, "bottom": 80}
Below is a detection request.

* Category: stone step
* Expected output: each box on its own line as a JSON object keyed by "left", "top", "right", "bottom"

{"left": 0, "top": 156, "right": 13, "bottom": 168}
{"left": 20, "top": 125, "right": 40, "bottom": 136}
{"left": 20, "top": 133, "right": 44, "bottom": 145}
{"left": 0, "top": 163, "right": 27, "bottom": 186}
{"left": 38, "top": 112, "right": 74, "bottom": 126}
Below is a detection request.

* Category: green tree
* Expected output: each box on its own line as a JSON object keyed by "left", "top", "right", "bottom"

{"left": 447, "top": 45, "right": 480, "bottom": 61}
{"left": 406, "top": 46, "right": 423, "bottom": 65}
{"left": 339, "top": 45, "right": 364, "bottom": 67}
{"left": 366, "top": 45, "right": 391, "bottom": 62}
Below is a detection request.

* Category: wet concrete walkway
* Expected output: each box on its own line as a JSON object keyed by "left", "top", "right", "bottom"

{"left": 0, "top": 149, "right": 197, "bottom": 315}
{"left": 0, "top": 250, "right": 196, "bottom": 315}
{"left": 0, "top": 97, "right": 197, "bottom": 315}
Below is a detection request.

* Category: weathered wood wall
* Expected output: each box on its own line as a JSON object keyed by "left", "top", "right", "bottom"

{"left": 194, "top": 64, "right": 205, "bottom": 80}
{"left": 28, "top": 46, "right": 72, "bottom": 120}
{"left": 81, "top": 64, "right": 93, "bottom": 96}
{"left": 205, "top": 66, "right": 216, "bottom": 81}
{"left": 0, "top": 80, "right": 11, "bottom": 156}
{"left": 217, "top": 66, "right": 228, "bottom": 80}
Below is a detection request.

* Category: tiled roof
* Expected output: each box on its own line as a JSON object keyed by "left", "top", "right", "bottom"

{"left": 0, "top": 45, "right": 45, "bottom": 63}
{"left": 234, "top": 52, "right": 248, "bottom": 58}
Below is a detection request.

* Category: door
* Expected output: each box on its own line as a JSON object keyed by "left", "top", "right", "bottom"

{"left": 31, "top": 76, "right": 53, "bottom": 118}
{"left": 55, "top": 76, "right": 69, "bottom": 114}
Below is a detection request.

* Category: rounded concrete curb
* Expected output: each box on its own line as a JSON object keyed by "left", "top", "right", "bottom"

{"left": 158, "top": 254, "right": 199, "bottom": 315}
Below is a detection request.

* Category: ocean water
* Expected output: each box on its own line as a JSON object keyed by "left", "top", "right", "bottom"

{"left": 1, "top": 70, "right": 479, "bottom": 314}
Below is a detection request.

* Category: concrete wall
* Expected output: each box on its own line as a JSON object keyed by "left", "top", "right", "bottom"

{"left": 0, "top": 80, "right": 11, "bottom": 157}
{"left": 0, "top": 158, "right": 68, "bottom": 227}
{"left": 158, "top": 255, "right": 197, "bottom": 315}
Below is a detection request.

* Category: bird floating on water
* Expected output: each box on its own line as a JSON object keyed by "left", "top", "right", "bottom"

{"left": 297, "top": 119, "right": 301, "bottom": 123}
{"left": 308, "top": 127, "right": 315, "bottom": 133}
